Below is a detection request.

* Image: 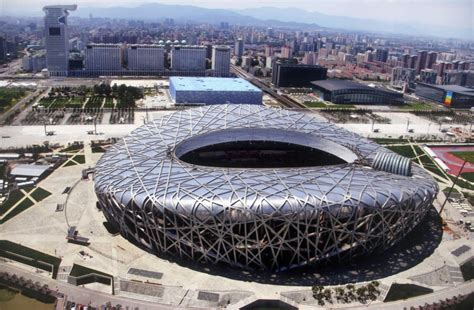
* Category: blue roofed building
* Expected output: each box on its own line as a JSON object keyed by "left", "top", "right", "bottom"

{"left": 169, "top": 77, "right": 263, "bottom": 105}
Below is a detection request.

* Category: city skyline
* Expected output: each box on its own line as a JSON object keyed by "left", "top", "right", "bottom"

{"left": 0, "top": 0, "right": 472, "bottom": 39}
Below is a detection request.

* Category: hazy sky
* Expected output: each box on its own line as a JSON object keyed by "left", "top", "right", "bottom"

{"left": 0, "top": 0, "right": 472, "bottom": 30}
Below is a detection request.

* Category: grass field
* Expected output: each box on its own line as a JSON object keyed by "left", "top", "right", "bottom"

{"left": 304, "top": 101, "right": 327, "bottom": 108}
{"left": 30, "top": 187, "right": 52, "bottom": 202}
{"left": 85, "top": 96, "right": 104, "bottom": 108}
{"left": 461, "top": 173, "right": 474, "bottom": 182}
{"left": 451, "top": 151, "right": 474, "bottom": 164}
{"left": 63, "top": 160, "right": 77, "bottom": 167}
{"left": 0, "top": 198, "right": 34, "bottom": 224}
{"left": 400, "top": 102, "right": 434, "bottom": 111}
{"left": 72, "top": 155, "right": 85, "bottom": 164}
{"left": 370, "top": 138, "right": 408, "bottom": 145}
{"left": 324, "top": 104, "right": 356, "bottom": 109}
{"left": 384, "top": 283, "right": 433, "bottom": 302}
{"left": 104, "top": 97, "right": 115, "bottom": 108}
{"left": 449, "top": 175, "right": 474, "bottom": 190}
{"left": 0, "top": 88, "right": 27, "bottom": 114}
{"left": 386, "top": 145, "right": 417, "bottom": 159}
{"left": 0, "top": 190, "right": 25, "bottom": 216}
{"left": 0, "top": 240, "right": 61, "bottom": 279}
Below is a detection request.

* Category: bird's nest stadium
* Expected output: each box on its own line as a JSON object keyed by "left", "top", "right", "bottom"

{"left": 94, "top": 104, "right": 438, "bottom": 271}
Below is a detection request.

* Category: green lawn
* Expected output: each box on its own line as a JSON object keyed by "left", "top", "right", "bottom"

{"left": 30, "top": 187, "right": 52, "bottom": 202}
{"left": 0, "top": 240, "right": 61, "bottom": 278}
{"left": 324, "top": 104, "right": 356, "bottom": 109}
{"left": 304, "top": 101, "right": 327, "bottom": 108}
{"left": 370, "top": 138, "right": 408, "bottom": 145}
{"left": 449, "top": 175, "right": 474, "bottom": 190}
{"left": 400, "top": 102, "right": 434, "bottom": 110}
{"left": 104, "top": 97, "right": 115, "bottom": 108}
{"left": 0, "top": 190, "right": 24, "bottom": 216}
{"left": 384, "top": 283, "right": 433, "bottom": 302}
{"left": 72, "top": 155, "right": 85, "bottom": 164}
{"left": 461, "top": 173, "right": 474, "bottom": 182}
{"left": 387, "top": 145, "right": 417, "bottom": 159}
{"left": 63, "top": 160, "right": 77, "bottom": 167}
{"left": 85, "top": 96, "right": 104, "bottom": 108}
{"left": 0, "top": 198, "right": 34, "bottom": 224}
{"left": 451, "top": 151, "right": 474, "bottom": 164}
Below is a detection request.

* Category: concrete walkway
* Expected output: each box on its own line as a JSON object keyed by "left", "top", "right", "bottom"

{"left": 0, "top": 262, "right": 208, "bottom": 310}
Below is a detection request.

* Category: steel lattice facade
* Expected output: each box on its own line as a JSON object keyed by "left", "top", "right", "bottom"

{"left": 94, "top": 104, "right": 438, "bottom": 271}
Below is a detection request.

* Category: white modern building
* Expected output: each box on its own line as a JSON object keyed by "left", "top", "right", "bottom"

{"left": 42, "top": 5, "right": 77, "bottom": 77}
{"left": 211, "top": 46, "right": 231, "bottom": 77}
{"left": 84, "top": 44, "right": 122, "bottom": 75}
{"left": 22, "top": 52, "right": 47, "bottom": 73}
{"left": 170, "top": 46, "right": 206, "bottom": 74}
{"left": 127, "top": 45, "right": 165, "bottom": 73}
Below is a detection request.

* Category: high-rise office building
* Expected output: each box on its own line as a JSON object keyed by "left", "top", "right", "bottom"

{"left": 171, "top": 46, "right": 207, "bottom": 72}
{"left": 84, "top": 44, "right": 122, "bottom": 74}
{"left": 416, "top": 50, "right": 428, "bottom": 73}
{"left": 127, "top": 45, "right": 164, "bottom": 73}
{"left": 211, "top": 45, "right": 231, "bottom": 77}
{"left": 22, "top": 53, "right": 47, "bottom": 73}
{"left": 272, "top": 61, "right": 327, "bottom": 88}
{"left": 234, "top": 39, "right": 244, "bottom": 57}
{"left": 43, "top": 5, "right": 77, "bottom": 76}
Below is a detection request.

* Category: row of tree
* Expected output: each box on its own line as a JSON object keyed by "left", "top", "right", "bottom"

{"left": 312, "top": 281, "right": 380, "bottom": 306}
{"left": 0, "top": 271, "right": 54, "bottom": 298}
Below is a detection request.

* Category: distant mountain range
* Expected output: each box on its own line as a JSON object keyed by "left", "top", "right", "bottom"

{"left": 4, "top": 3, "right": 471, "bottom": 39}
{"left": 72, "top": 3, "right": 325, "bottom": 30}
{"left": 236, "top": 7, "right": 472, "bottom": 40}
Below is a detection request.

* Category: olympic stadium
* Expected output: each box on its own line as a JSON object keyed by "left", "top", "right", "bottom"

{"left": 94, "top": 104, "right": 438, "bottom": 271}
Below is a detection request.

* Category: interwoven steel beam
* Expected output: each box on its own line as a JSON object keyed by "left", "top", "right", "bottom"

{"left": 94, "top": 104, "right": 438, "bottom": 271}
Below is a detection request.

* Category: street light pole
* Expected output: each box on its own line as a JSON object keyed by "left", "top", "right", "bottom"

{"left": 439, "top": 159, "right": 468, "bottom": 215}
{"left": 406, "top": 118, "right": 410, "bottom": 132}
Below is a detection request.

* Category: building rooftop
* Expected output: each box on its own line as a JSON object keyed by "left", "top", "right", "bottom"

{"left": 170, "top": 77, "right": 261, "bottom": 92}
{"left": 11, "top": 164, "right": 50, "bottom": 178}
{"left": 311, "top": 79, "right": 376, "bottom": 92}
{"left": 417, "top": 82, "right": 474, "bottom": 96}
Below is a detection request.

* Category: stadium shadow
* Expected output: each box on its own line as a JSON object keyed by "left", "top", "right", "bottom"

{"left": 130, "top": 206, "right": 442, "bottom": 286}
